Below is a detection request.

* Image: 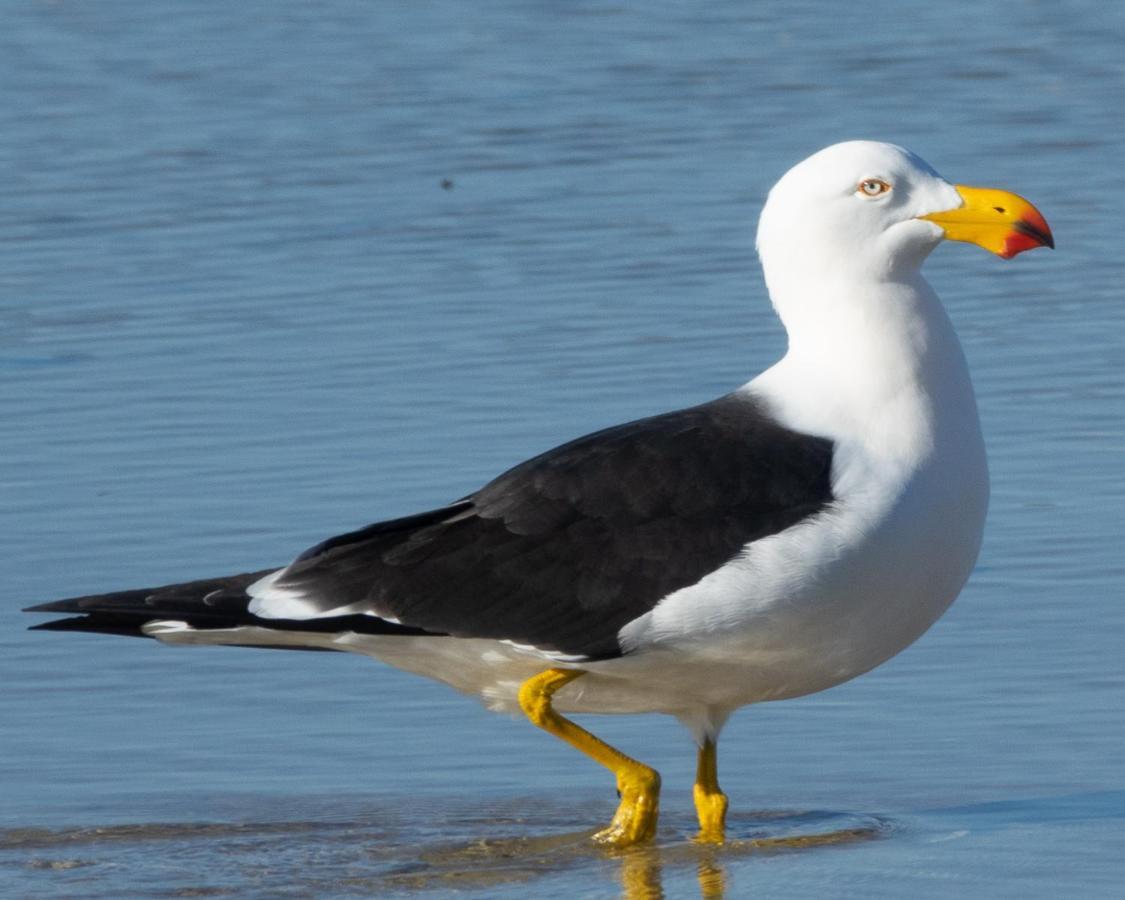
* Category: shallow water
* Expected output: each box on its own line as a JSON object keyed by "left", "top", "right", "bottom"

{"left": 3, "top": 0, "right": 1124, "bottom": 897}
{"left": 2, "top": 802, "right": 894, "bottom": 898}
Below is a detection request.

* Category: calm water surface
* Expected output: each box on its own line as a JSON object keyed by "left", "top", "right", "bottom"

{"left": 2, "top": 1, "right": 1123, "bottom": 897}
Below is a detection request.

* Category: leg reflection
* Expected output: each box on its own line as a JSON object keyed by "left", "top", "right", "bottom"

{"left": 616, "top": 843, "right": 728, "bottom": 900}
{"left": 696, "top": 847, "right": 727, "bottom": 899}
{"left": 618, "top": 846, "right": 664, "bottom": 900}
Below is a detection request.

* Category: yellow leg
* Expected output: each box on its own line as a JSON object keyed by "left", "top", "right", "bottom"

{"left": 693, "top": 737, "right": 728, "bottom": 844}
{"left": 518, "top": 668, "right": 661, "bottom": 847}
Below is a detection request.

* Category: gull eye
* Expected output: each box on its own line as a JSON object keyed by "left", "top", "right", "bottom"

{"left": 858, "top": 178, "right": 892, "bottom": 197}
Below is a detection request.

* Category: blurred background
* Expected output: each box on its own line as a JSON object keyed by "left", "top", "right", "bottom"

{"left": 2, "top": 1, "right": 1122, "bottom": 896}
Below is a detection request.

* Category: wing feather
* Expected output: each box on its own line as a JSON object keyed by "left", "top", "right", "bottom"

{"left": 259, "top": 393, "right": 834, "bottom": 660}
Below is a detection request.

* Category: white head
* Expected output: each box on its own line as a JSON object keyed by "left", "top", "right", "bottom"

{"left": 756, "top": 141, "right": 962, "bottom": 289}
{"left": 755, "top": 141, "right": 1052, "bottom": 339}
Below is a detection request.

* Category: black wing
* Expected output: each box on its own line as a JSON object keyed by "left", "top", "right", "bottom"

{"left": 263, "top": 392, "right": 834, "bottom": 660}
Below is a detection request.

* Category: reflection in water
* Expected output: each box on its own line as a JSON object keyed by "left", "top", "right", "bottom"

{"left": 612, "top": 816, "right": 885, "bottom": 900}
{"left": 696, "top": 851, "right": 726, "bottom": 900}
{"left": 619, "top": 847, "right": 665, "bottom": 899}
{"left": 1, "top": 808, "right": 888, "bottom": 898}
{"left": 614, "top": 844, "right": 726, "bottom": 899}
{"left": 384, "top": 808, "right": 889, "bottom": 897}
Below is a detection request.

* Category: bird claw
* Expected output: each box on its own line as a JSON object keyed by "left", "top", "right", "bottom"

{"left": 590, "top": 767, "right": 661, "bottom": 847}
{"left": 692, "top": 784, "right": 729, "bottom": 845}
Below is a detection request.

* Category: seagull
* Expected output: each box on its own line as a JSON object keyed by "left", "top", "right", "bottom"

{"left": 25, "top": 141, "right": 1053, "bottom": 847}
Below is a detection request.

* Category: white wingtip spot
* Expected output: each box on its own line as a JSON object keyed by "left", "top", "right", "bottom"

{"left": 141, "top": 620, "right": 193, "bottom": 636}
{"left": 247, "top": 568, "right": 399, "bottom": 622}
{"left": 246, "top": 568, "right": 317, "bottom": 619}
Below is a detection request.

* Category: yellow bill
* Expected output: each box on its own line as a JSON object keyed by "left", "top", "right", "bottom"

{"left": 920, "top": 185, "right": 1054, "bottom": 259}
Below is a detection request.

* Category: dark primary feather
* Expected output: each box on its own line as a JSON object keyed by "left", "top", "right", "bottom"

{"left": 24, "top": 570, "right": 440, "bottom": 644}
{"left": 26, "top": 392, "right": 834, "bottom": 661}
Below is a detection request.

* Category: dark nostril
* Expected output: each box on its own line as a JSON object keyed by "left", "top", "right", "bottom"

{"left": 993, "top": 206, "right": 1006, "bottom": 213}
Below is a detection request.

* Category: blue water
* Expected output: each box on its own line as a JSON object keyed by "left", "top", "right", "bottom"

{"left": 3, "top": 0, "right": 1123, "bottom": 896}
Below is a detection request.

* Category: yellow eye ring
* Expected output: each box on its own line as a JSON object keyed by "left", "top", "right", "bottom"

{"left": 858, "top": 178, "right": 892, "bottom": 197}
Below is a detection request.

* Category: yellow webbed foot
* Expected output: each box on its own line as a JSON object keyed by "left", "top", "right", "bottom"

{"left": 692, "top": 737, "right": 728, "bottom": 844}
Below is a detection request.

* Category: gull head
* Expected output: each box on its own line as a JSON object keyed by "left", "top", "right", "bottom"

{"left": 756, "top": 141, "right": 1053, "bottom": 287}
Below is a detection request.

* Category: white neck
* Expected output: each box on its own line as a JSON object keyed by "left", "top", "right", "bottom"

{"left": 748, "top": 267, "right": 983, "bottom": 473}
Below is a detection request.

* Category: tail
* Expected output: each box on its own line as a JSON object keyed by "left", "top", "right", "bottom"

{"left": 24, "top": 569, "right": 436, "bottom": 651}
